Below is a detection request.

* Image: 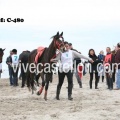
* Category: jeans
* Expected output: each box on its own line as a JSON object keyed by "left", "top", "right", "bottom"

{"left": 116, "top": 69, "right": 120, "bottom": 89}
{"left": 9, "top": 67, "right": 13, "bottom": 85}
{"left": 12, "top": 66, "right": 19, "bottom": 86}
{"left": 98, "top": 65, "right": 104, "bottom": 76}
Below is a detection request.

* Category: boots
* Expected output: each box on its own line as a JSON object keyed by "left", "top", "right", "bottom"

{"left": 95, "top": 79, "right": 98, "bottom": 89}
{"left": 89, "top": 80, "right": 92, "bottom": 89}
{"left": 68, "top": 84, "right": 73, "bottom": 100}
{"left": 79, "top": 81, "right": 82, "bottom": 88}
{"left": 109, "top": 77, "right": 113, "bottom": 90}
{"left": 68, "top": 95, "right": 73, "bottom": 100}
{"left": 102, "top": 76, "right": 104, "bottom": 82}
{"left": 56, "top": 85, "right": 61, "bottom": 100}
{"left": 79, "top": 84, "right": 82, "bottom": 88}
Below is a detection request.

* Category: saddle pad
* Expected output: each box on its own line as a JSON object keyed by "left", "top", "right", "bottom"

{"left": 35, "top": 47, "right": 45, "bottom": 64}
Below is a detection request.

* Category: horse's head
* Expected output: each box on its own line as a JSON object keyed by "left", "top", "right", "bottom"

{"left": 51, "top": 32, "right": 64, "bottom": 50}
{"left": 0, "top": 48, "right": 5, "bottom": 63}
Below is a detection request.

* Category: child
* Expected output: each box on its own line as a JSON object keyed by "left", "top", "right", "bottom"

{"left": 98, "top": 50, "right": 105, "bottom": 82}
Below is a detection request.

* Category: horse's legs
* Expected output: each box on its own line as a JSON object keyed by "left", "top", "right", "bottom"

{"left": 27, "top": 70, "right": 31, "bottom": 91}
{"left": 36, "top": 73, "right": 40, "bottom": 86}
{"left": 37, "top": 73, "right": 45, "bottom": 95}
{"left": 44, "top": 72, "right": 53, "bottom": 100}
{"left": 30, "top": 73, "right": 35, "bottom": 94}
{"left": 44, "top": 80, "right": 49, "bottom": 100}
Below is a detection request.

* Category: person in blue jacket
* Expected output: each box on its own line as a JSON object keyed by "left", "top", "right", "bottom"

{"left": 98, "top": 50, "right": 105, "bottom": 82}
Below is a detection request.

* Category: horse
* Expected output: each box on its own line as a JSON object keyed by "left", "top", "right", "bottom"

{"left": 19, "top": 50, "right": 31, "bottom": 87}
{"left": 0, "top": 48, "right": 5, "bottom": 63}
{"left": 27, "top": 32, "right": 64, "bottom": 100}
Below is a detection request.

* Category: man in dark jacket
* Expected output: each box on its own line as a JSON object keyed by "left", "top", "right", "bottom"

{"left": 0, "top": 63, "right": 2, "bottom": 78}
{"left": 69, "top": 43, "right": 82, "bottom": 88}
{"left": 19, "top": 50, "right": 30, "bottom": 88}
{"left": 74, "top": 58, "right": 82, "bottom": 88}
{"left": 6, "top": 51, "right": 13, "bottom": 85}
{"left": 115, "top": 43, "right": 120, "bottom": 90}
{"left": 11, "top": 49, "right": 19, "bottom": 86}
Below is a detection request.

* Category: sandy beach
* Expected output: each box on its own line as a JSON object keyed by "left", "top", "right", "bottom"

{"left": 0, "top": 74, "right": 120, "bottom": 120}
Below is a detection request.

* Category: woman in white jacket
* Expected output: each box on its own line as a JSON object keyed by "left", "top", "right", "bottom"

{"left": 51, "top": 42, "right": 93, "bottom": 100}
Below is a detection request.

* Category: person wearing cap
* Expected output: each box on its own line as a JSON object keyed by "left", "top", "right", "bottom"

{"left": 11, "top": 49, "right": 19, "bottom": 86}
{"left": 51, "top": 42, "right": 93, "bottom": 100}
{"left": 6, "top": 51, "right": 13, "bottom": 85}
{"left": 114, "top": 43, "right": 120, "bottom": 90}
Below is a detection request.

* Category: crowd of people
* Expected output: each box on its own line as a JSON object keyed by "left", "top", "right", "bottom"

{"left": 50, "top": 42, "right": 120, "bottom": 100}
{"left": 0, "top": 42, "right": 120, "bottom": 100}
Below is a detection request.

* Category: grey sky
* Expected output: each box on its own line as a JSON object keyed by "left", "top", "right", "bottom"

{"left": 0, "top": 0, "right": 120, "bottom": 77}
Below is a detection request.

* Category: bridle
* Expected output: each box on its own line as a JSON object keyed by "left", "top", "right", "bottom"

{"left": 51, "top": 37, "right": 64, "bottom": 62}
{"left": 54, "top": 37, "right": 64, "bottom": 49}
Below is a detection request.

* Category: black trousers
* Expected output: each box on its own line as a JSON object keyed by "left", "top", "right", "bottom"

{"left": 57, "top": 70, "right": 73, "bottom": 96}
{"left": 106, "top": 73, "right": 113, "bottom": 89}
{"left": 112, "top": 70, "right": 116, "bottom": 83}
{"left": 89, "top": 72, "right": 98, "bottom": 88}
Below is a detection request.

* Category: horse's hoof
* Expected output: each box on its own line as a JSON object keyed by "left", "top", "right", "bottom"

{"left": 44, "top": 97, "right": 47, "bottom": 101}
{"left": 44, "top": 95, "right": 47, "bottom": 100}
{"left": 37, "top": 91, "right": 41, "bottom": 96}
{"left": 28, "top": 87, "right": 31, "bottom": 92}
{"left": 56, "top": 97, "right": 60, "bottom": 100}
{"left": 33, "top": 86, "right": 37, "bottom": 91}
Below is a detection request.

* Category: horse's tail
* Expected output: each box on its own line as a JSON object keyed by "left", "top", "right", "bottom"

{"left": 26, "top": 64, "right": 30, "bottom": 89}
{"left": 26, "top": 52, "right": 32, "bottom": 90}
{"left": 26, "top": 49, "right": 37, "bottom": 92}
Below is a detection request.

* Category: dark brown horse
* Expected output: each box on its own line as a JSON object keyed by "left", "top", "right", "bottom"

{"left": 27, "top": 32, "right": 64, "bottom": 100}
{"left": 0, "top": 48, "right": 5, "bottom": 63}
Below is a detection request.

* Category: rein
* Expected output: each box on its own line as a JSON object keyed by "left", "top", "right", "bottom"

{"left": 52, "top": 39, "right": 63, "bottom": 62}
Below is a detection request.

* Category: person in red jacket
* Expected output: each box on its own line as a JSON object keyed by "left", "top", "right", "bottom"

{"left": 104, "top": 47, "right": 114, "bottom": 90}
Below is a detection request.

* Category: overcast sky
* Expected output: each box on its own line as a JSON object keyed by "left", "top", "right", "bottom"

{"left": 0, "top": 0, "right": 120, "bottom": 77}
